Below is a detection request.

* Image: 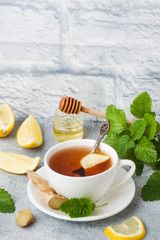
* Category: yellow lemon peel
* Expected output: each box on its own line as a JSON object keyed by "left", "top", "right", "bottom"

{"left": 104, "top": 216, "right": 146, "bottom": 240}
{"left": 0, "top": 103, "right": 15, "bottom": 137}
{"left": 0, "top": 152, "right": 40, "bottom": 174}
{"left": 17, "top": 115, "right": 43, "bottom": 148}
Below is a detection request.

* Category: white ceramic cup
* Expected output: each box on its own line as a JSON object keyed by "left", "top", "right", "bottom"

{"left": 44, "top": 139, "right": 135, "bottom": 202}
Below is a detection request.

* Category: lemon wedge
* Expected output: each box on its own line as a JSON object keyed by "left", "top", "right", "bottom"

{"left": 0, "top": 152, "right": 40, "bottom": 174}
{"left": 17, "top": 115, "right": 43, "bottom": 148}
{"left": 104, "top": 216, "right": 146, "bottom": 240}
{"left": 0, "top": 103, "right": 15, "bottom": 137}
{"left": 80, "top": 153, "right": 110, "bottom": 169}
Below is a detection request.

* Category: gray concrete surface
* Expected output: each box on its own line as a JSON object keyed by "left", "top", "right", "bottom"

{"left": 0, "top": 118, "right": 159, "bottom": 240}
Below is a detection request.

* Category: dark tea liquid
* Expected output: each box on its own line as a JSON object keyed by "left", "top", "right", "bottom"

{"left": 49, "top": 146, "right": 112, "bottom": 177}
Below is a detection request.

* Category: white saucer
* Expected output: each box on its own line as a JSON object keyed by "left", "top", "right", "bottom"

{"left": 27, "top": 166, "right": 135, "bottom": 222}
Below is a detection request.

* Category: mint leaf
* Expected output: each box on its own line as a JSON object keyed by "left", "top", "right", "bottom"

{"left": 151, "top": 140, "right": 160, "bottom": 170}
{"left": 130, "top": 92, "right": 152, "bottom": 118}
{"left": 142, "top": 171, "right": 160, "bottom": 201}
{"left": 151, "top": 159, "right": 160, "bottom": 170}
{"left": 134, "top": 137, "right": 157, "bottom": 163}
{"left": 117, "top": 135, "right": 135, "bottom": 158}
{"left": 130, "top": 120, "right": 146, "bottom": 141}
{"left": 103, "top": 134, "right": 121, "bottom": 152}
{"left": 59, "top": 198, "right": 95, "bottom": 218}
{"left": 133, "top": 158, "right": 144, "bottom": 176}
{"left": 144, "top": 113, "right": 157, "bottom": 140}
{"left": 106, "top": 105, "right": 127, "bottom": 134}
{"left": 125, "top": 149, "right": 144, "bottom": 176}
{"left": 148, "top": 112, "right": 156, "bottom": 118}
{"left": 0, "top": 188, "right": 15, "bottom": 213}
{"left": 155, "top": 121, "right": 160, "bottom": 136}
{"left": 152, "top": 140, "right": 160, "bottom": 158}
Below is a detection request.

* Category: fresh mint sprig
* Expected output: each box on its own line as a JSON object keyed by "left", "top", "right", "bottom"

{"left": 104, "top": 92, "right": 160, "bottom": 201}
{"left": 59, "top": 197, "right": 108, "bottom": 218}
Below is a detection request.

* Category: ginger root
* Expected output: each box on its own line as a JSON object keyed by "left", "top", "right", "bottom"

{"left": 16, "top": 209, "right": 36, "bottom": 227}
{"left": 27, "top": 170, "right": 67, "bottom": 210}
{"left": 48, "top": 195, "right": 66, "bottom": 210}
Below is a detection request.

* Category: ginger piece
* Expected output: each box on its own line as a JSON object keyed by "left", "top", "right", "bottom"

{"left": 40, "top": 191, "right": 66, "bottom": 210}
{"left": 27, "top": 170, "right": 48, "bottom": 185}
{"left": 27, "top": 170, "right": 67, "bottom": 210}
{"left": 16, "top": 209, "right": 36, "bottom": 228}
{"left": 48, "top": 194, "right": 66, "bottom": 210}
{"left": 27, "top": 170, "right": 57, "bottom": 193}
{"left": 37, "top": 183, "right": 54, "bottom": 193}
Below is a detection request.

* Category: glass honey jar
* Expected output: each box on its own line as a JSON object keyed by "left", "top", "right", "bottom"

{"left": 53, "top": 109, "right": 83, "bottom": 142}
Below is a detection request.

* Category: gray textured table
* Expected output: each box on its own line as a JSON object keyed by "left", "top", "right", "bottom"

{"left": 0, "top": 118, "right": 159, "bottom": 240}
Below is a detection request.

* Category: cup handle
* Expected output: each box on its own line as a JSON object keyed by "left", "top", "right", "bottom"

{"left": 110, "top": 159, "right": 136, "bottom": 191}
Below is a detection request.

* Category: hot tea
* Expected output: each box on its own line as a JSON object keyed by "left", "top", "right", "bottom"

{"left": 49, "top": 146, "right": 112, "bottom": 177}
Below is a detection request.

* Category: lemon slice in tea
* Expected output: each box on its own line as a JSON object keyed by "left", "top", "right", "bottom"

{"left": 80, "top": 153, "right": 110, "bottom": 169}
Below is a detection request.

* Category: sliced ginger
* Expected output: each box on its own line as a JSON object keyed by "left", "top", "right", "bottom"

{"left": 27, "top": 170, "right": 67, "bottom": 210}
{"left": 16, "top": 209, "right": 36, "bottom": 228}
{"left": 48, "top": 196, "right": 67, "bottom": 210}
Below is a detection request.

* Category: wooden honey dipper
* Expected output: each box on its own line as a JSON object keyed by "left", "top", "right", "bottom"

{"left": 59, "top": 96, "right": 133, "bottom": 125}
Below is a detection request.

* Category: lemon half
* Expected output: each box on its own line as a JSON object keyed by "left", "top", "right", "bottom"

{"left": 0, "top": 152, "right": 40, "bottom": 174}
{"left": 104, "top": 216, "right": 146, "bottom": 240}
{"left": 17, "top": 115, "right": 43, "bottom": 148}
{"left": 0, "top": 103, "right": 15, "bottom": 137}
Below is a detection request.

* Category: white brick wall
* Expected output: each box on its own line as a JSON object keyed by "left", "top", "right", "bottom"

{"left": 0, "top": 0, "right": 160, "bottom": 121}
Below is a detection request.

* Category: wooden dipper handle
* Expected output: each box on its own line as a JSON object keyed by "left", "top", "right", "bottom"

{"left": 59, "top": 96, "right": 105, "bottom": 117}
{"left": 59, "top": 97, "right": 133, "bottom": 125}
{"left": 81, "top": 106, "right": 106, "bottom": 118}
